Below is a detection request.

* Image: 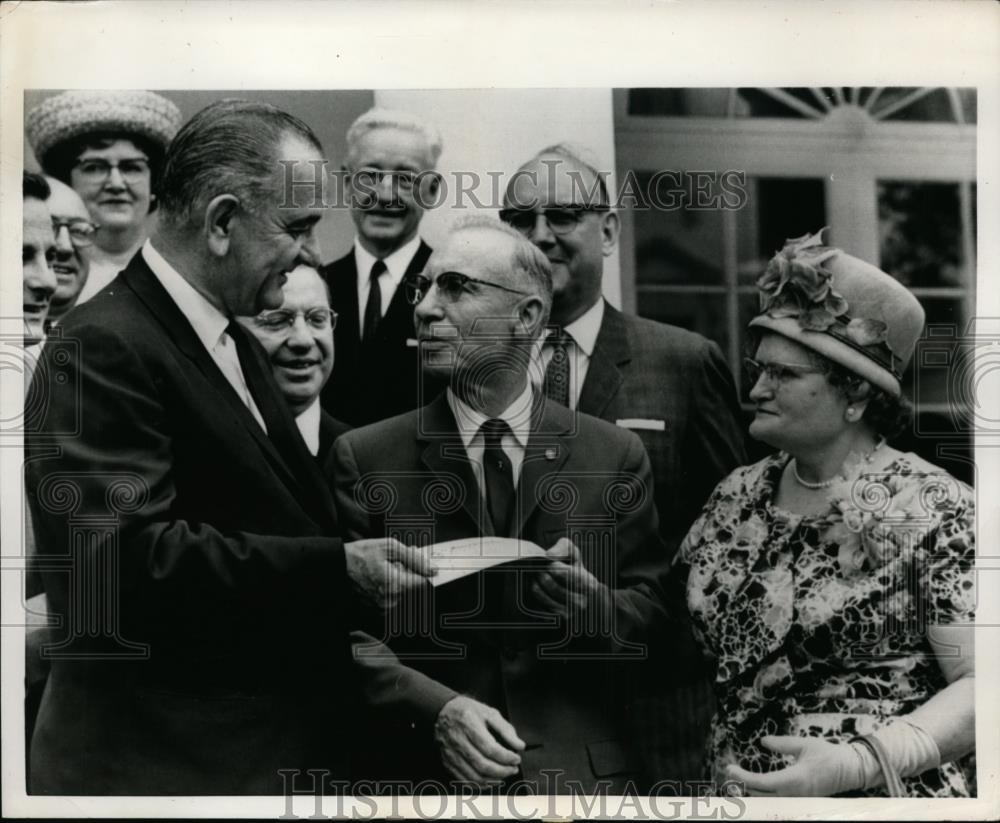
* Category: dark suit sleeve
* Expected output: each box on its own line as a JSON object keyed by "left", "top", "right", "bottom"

{"left": 675, "top": 340, "right": 746, "bottom": 548}
{"left": 595, "top": 430, "right": 672, "bottom": 653}
{"left": 25, "top": 323, "right": 347, "bottom": 636}
{"left": 332, "top": 435, "right": 458, "bottom": 730}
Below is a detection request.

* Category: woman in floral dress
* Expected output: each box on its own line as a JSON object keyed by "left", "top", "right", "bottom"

{"left": 678, "top": 230, "right": 975, "bottom": 797}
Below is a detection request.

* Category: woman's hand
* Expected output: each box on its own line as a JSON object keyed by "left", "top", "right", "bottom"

{"left": 726, "top": 736, "right": 865, "bottom": 796}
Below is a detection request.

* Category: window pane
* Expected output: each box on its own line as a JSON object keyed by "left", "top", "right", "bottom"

{"left": 878, "top": 181, "right": 967, "bottom": 288}
{"left": 901, "top": 299, "right": 966, "bottom": 407}
{"left": 635, "top": 291, "right": 729, "bottom": 355}
{"left": 736, "top": 177, "right": 827, "bottom": 285}
{"left": 627, "top": 88, "right": 736, "bottom": 117}
{"left": 876, "top": 88, "right": 962, "bottom": 123}
{"left": 632, "top": 171, "right": 727, "bottom": 286}
{"left": 737, "top": 292, "right": 763, "bottom": 400}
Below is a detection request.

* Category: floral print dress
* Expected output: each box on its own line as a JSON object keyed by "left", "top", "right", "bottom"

{"left": 678, "top": 451, "right": 976, "bottom": 797}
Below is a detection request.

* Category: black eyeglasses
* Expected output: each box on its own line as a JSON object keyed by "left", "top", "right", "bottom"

{"left": 254, "top": 308, "right": 337, "bottom": 332}
{"left": 51, "top": 218, "right": 99, "bottom": 248}
{"left": 498, "top": 205, "right": 610, "bottom": 236}
{"left": 403, "top": 271, "right": 530, "bottom": 306}
{"left": 743, "top": 357, "right": 826, "bottom": 387}
{"left": 72, "top": 157, "right": 150, "bottom": 183}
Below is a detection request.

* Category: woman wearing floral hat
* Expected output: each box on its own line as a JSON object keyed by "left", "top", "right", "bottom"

{"left": 676, "top": 230, "right": 975, "bottom": 797}
{"left": 26, "top": 90, "right": 183, "bottom": 304}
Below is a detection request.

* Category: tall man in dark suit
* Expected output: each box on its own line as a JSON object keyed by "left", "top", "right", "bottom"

{"left": 332, "top": 217, "right": 670, "bottom": 792}
{"left": 25, "top": 100, "right": 435, "bottom": 795}
{"left": 501, "top": 146, "right": 747, "bottom": 787}
{"left": 320, "top": 108, "right": 442, "bottom": 426}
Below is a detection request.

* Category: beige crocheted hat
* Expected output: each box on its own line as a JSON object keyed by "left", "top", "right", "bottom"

{"left": 26, "top": 90, "right": 182, "bottom": 173}
{"left": 748, "top": 229, "right": 925, "bottom": 396}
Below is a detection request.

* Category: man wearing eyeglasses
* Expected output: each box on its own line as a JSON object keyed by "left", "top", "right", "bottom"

{"left": 502, "top": 145, "right": 746, "bottom": 788}
{"left": 25, "top": 100, "right": 438, "bottom": 795}
{"left": 319, "top": 108, "right": 443, "bottom": 427}
{"left": 332, "top": 217, "right": 668, "bottom": 792}
{"left": 238, "top": 264, "right": 346, "bottom": 464}
{"left": 42, "top": 177, "right": 94, "bottom": 326}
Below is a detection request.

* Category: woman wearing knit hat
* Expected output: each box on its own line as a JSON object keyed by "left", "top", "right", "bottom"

{"left": 674, "top": 230, "right": 975, "bottom": 797}
{"left": 26, "top": 90, "right": 182, "bottom": 304}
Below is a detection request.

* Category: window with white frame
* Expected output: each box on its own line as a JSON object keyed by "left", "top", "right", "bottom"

{"left": 613, "top": 87, "right": 977, "bottom": 477}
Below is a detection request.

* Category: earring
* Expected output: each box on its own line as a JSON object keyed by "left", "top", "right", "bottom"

{"left": 846, "top": 406, "right": 857, "bottom": 421}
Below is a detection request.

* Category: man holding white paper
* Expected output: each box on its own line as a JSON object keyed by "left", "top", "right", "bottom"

{"left": 332, "top": 217, "right": 668, "bottom": 791}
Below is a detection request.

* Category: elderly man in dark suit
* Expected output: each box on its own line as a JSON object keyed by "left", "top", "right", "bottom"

{"left": 319, "top": 108, "right": 443, "bottom": 426}
{"left": 332, "top": 217, "right": 669, "bottom": 792}
{"left": 25, "top": 100, "right": 435, "bottom": 795}
{"left": 501, "top": 146, "right": 747, "bottom": 787}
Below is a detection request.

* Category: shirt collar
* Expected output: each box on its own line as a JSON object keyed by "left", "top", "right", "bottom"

{"left": 354, "top": 234, "right": 423, "bottom": 288}
{"left": 295, "top": 398, "right": 322, "bottom": 456}
{"left": 446, "top": 381, "right": 534, "bottom": 451}
{"left": 142, "top": 240, "right": 230, "bottom": 352}
{"left": 560, "top": 297, "right": 605, "bottom": 357}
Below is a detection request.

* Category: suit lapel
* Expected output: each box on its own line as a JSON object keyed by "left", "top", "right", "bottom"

{"left": 417, "top": 393, "right": 484, "bottom": 531}
{"left": 577, "top": 302, "right": 630, "bottom": 419}
{"left": 123, "top": 254, "right": 334, "bottom": 528}
{"left": 230, "top": 323, "right": 339, "bottom": 529}
{"left": 512, "top": 397, "right": 572, "bottom": 537}
{"left": 328, "top": 251, "right": 362, "bottom": 348}
{"left": 375, "top": 239, "right": 431, "bottom": 345}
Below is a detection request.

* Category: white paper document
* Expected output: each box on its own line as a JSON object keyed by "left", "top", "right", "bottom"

{"left": 429, "top": 537, "right": 550, "bottom": 587}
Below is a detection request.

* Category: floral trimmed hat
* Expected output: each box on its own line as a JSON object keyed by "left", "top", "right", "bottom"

{"left": 26, "top": 90, "right": 182, "bottom": 174}
{"left": 748, "top": 229, "right": 925, "bottom": 396}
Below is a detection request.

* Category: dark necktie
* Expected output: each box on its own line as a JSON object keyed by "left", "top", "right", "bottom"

{"left": 543, "top": 328, "right": 571, "bottom": 407}
{"left": 481, "top": 418, "right": 514, "bottom": 537}
{"left": 363, "top": 259, "right": 387, "bottom": 345}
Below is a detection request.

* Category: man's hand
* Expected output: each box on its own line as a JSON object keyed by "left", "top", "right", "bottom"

{"left": 344, "top": 538, "right": 437, "bottom": 609}
{"left": 434, "top": 695, "right": 525, "bottom": 786}
{"left": 531, "top": 538, "right": 609, "bottom": 618}
{"left": 726, "top": 736, "right": 865, "bottom": 796}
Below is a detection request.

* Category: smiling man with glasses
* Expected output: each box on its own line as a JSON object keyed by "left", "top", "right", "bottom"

{"left": 238, "top": 265, "right": 347, "bottom": 463}
{"left": 503, "top": 144, "right": 747, "bottom": 789}
{"left": 42, "top": 177, "right": 94, "bottom": 326}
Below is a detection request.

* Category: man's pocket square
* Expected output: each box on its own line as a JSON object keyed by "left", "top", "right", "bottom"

{"left": 406, "top": 338, "right": 419, "bottom": 347}
{"left": 616, "top": 418, "right": 666, "bottom": 431}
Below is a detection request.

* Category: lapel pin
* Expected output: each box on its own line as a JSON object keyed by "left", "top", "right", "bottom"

{"left": 544, "top": 448, "right": 557, "bottom": 461}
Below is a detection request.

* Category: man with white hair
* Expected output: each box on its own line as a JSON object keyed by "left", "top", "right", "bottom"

{"left": 332, "top": 217, "right": 668, "bottom": 792}
{"left": 320, "top": 107, "right": 444, "bottom": 425}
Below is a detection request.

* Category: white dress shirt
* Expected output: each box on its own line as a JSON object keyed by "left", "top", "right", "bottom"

{"left": 532, "top": 297, "right": 605, "bottom": 410}
{"left": 295, "top": 398, "right": 321, "bottom": 457}
{"left": 353, "top": 234, "right": 423, "bottom": 332}
{"left": 446, "top": 382, "right": 534, "bottom": 497}
{"left": 142, "top": 241, "right": 266, "bottom": 432}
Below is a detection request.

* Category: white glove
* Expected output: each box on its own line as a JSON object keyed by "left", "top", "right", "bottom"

{"left": 727, "top": 720, "right": 941, "bottom": 796}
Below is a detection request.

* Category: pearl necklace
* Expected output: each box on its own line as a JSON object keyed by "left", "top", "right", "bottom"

{"left": 792, "top": 438, "right": 886, "bottom": 490}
